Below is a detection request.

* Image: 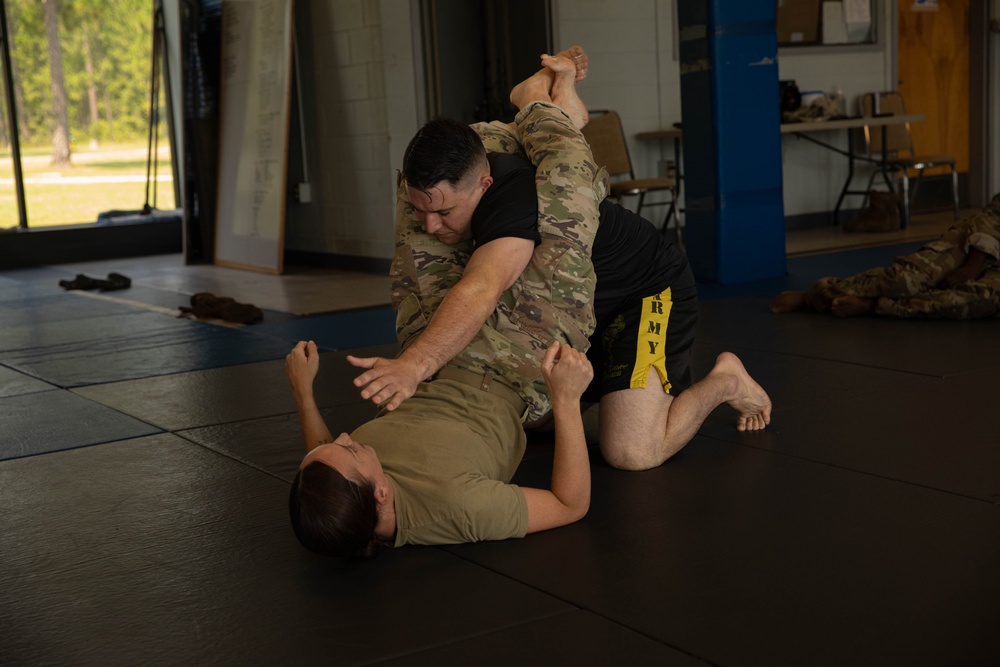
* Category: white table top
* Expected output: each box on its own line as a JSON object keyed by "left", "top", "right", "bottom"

{"left": 635, "top": 114, "right": 924, "bottom": 140}
{"left": 779, "top": 114, "right": 923, "bottom": 134}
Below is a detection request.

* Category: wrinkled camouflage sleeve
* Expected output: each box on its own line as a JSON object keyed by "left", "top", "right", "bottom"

{"left": 964, "top": 201, "right": 1000, "bottom": 261}
{"left": 451, "top": 102, "right": 608, "bottom": 421}
{"left": 389, "top": 175, "right": 472, "bottom": 352}
{"left": 390, "top": 103, "right": 607, "bottom": 422}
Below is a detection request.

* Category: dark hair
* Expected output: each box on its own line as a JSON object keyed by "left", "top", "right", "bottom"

{"left": 289, "top": 461, "right": 381, "bottom": 559}
{"left": 402, "top": 118, "right": 487, "bottom": 193}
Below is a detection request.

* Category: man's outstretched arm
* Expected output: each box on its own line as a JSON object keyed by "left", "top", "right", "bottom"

{"left": 940, "top": 248, "right": 989, "bottom": 288}
{"left": 348, "top": 237, "right": 533, "bottom": 409}
{"left": 349, "top": 54, "right": 587, "bottom": 411}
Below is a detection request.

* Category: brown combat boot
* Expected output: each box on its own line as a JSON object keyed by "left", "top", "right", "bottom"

{"left": 844, "top": 190, "right": 901, "bottom": 232}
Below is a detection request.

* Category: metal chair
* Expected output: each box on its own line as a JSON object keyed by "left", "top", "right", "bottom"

{"left": 582, "top": 109, "right": 678, "bottom": 236}
{"left": 860, "top": 91, "right": 960, "bottom": 228}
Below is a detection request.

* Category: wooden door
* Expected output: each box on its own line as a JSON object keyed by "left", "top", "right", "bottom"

{"left": 896, "top": 0, "right": 969, "bottom": 173}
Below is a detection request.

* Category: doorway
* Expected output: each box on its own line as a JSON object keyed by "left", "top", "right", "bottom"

{"left": 896, "top": 0, "right": 989, "bottom": 207}
{"left": 420, "top": 0, "right": 551, "bottom": 124}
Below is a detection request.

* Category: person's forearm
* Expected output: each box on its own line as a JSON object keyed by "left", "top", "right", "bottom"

{"left": 966, "top": 232, "right": 999, "bottom": 264}
{"left": 942, "top": 247, "right": 990, "bottom": 288}
{"left": 960, "top": 248, "right": 989, "bottom": 275}
{"left": 294, "top": 389, "right": 334, "bottom": 453}
{"left": 548, "top": 396, "right": 590, "bottom": 518}
{"left": 398, "top": 279, "right": 500, "bottom": 378}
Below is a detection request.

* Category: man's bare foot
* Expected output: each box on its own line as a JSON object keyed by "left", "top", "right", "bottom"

{"left": 510, "top": 46, "right": 588, "bottom": 119}
{"left": 555, "top": 45, "right": 588, "bottom": 82}
{"left": 540, "top": 52, "right": 588, "bottom": 129}
{"left": 713, "top": 352, "right": 771, "bottom": 432}
{"left": 510, "top": 68, "right": 554, "bottom": 110}
{"left": 830, "top": 296, "right": 875, "bottom": 317}
{"left": 770, "top": 290, "right": 807, "bottom": 314}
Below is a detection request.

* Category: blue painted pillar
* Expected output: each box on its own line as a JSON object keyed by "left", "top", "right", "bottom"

{"left": 678, "top": 1, "right": 786, "bottom": 284}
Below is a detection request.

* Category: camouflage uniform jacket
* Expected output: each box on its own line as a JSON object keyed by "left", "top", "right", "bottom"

{"left": 390, "top": 102, "right": 609, "bottom": 422}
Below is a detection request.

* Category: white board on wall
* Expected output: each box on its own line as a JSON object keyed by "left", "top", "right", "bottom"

{"left": 215, "top": 0, "right": 294, "bottom": 274}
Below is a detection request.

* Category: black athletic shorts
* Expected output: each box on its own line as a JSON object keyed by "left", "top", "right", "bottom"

{"left": 582, "top": 285, "right": 698, "bottom": 402}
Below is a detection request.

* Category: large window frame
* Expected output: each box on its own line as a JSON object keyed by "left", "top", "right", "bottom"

{"left": 0, "top": 0, "right": 180, "bottom": 231}
{"left": 0, "top": 0, "right": 27, "bottom": 228}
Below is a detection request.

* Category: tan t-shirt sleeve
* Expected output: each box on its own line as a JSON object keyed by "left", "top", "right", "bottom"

{"left": 395, "top": 477, "right": 528, "bottom": 546}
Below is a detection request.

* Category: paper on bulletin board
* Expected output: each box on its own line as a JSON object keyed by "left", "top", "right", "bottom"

{"left": 843, "top": 0, "right": 871, "bottom": 22}
{"left": 843, "top": 0, "right": 872, "bottom": 43}
{"left": 822, "top": 2, "right": 849, "bottom": 44}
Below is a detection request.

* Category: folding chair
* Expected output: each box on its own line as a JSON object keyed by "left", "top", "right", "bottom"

{"left": 582, "top": 109, "right": 678, "bottom": 236}
{"left": 860, "top": 91, "right": 960, "bottom": 228}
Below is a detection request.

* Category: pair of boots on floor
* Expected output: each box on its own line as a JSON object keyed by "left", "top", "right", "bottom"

{"left": 59, "top": 273, "right": 261, "bottom": 325}
{"left": 178, "top": 292, "right": 263, "bottom": 325}
{"left": 58, "top": 272, "right": 132, "bottom": 291}
{"left": 844, "top": 191, "right": 901, "bottom": 233}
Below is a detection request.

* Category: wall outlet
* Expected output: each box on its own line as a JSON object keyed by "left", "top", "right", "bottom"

{"left": 295, "top": 183, "right": 311, "bottom": 203}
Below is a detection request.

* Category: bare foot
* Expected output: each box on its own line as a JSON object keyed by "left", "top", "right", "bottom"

{"left": 555, "top": 45, "right": 588, "bottom": 82}
{"left": 714, "top": 352, "right": 772, "bottom": 432}
{"left": 510, "top": 68, "right": 554, "bottom": 110}
{"left": 770, "top": 290, "right": 807, "bottom": 314}
{"left": 830, "top": 295, "right": 875, "bottom": 317}
{"left": 540, "top": 52, "right": 588, "bottom": 129}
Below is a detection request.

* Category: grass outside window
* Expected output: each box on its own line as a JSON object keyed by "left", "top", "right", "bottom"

{"left": 1, "top": 143, "right": 175, "bottom": 228}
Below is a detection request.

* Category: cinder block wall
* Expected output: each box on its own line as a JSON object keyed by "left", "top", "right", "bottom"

{"left": 285, "top": 0, "right": 398, "bottom": 261}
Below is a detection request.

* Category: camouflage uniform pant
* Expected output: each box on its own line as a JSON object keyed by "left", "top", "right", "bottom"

{"left": 807, "top": 202, "right": 1000, "bottom": 319}
{"left": 390, "top": 102, "right": 608, "bottom": 422}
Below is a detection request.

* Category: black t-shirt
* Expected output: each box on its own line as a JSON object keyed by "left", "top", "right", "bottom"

{"left": 471, "top": 153, "right": 541, "bottom": 248}
{"left": 591, "top": 199, "right": 696, "bottom": 320}
{"left": 472, "top": 153, "right": 694, "bottom": 324}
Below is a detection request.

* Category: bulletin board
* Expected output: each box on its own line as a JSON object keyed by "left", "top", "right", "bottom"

{"left": 777, "top": 0, "right": 875, "bottom": 47}
{"left": 214, "top": 0, "right": 294, "bottom": 274}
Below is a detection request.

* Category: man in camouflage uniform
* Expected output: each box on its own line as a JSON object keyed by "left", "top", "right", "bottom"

{"left": 771, "top": 193, "right": 1000, "bottom": 319}
{"left": 388, "top": 108, "right": 604, "bottom": 422}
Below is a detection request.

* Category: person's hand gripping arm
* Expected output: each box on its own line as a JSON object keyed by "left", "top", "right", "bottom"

{"left": 522, "top": 341, "right": 594, "bottom": 533}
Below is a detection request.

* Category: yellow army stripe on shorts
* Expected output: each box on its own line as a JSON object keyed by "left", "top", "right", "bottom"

{"left": 630, "top": 287, "right": 673, "bottom": 392}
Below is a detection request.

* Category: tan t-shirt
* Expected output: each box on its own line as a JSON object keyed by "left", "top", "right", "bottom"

{"left": 350, "top": 379, "right": 529, "bottom": 546}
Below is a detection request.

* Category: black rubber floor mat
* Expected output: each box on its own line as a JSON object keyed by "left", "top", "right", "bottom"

{"left": 0, "top": 389, "right": 161, "bottom": 460}
{"left": 3, "top": 318, "right": 294, "bottom": 388}
{"left": 0, "top": 365, "right": 54, "bottom": 398}
{"left": 73, "top": 346, "right": 396, "bottom": 431}
{"left": 698, "top": 364, "right": 1000, "bottom": 502}
{"left": 179, "top": 403, "right": 380, "bottom": 481}
{"left": 0, "top": 433, "right": 575, "bottom": 664}
{"left": 449, "top": 437, "right": 1000, "bottom": 665}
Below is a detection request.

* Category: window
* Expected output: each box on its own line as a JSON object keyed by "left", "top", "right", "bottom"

{"left": 0, "top": 0, "right": 175, "bottom": 229}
